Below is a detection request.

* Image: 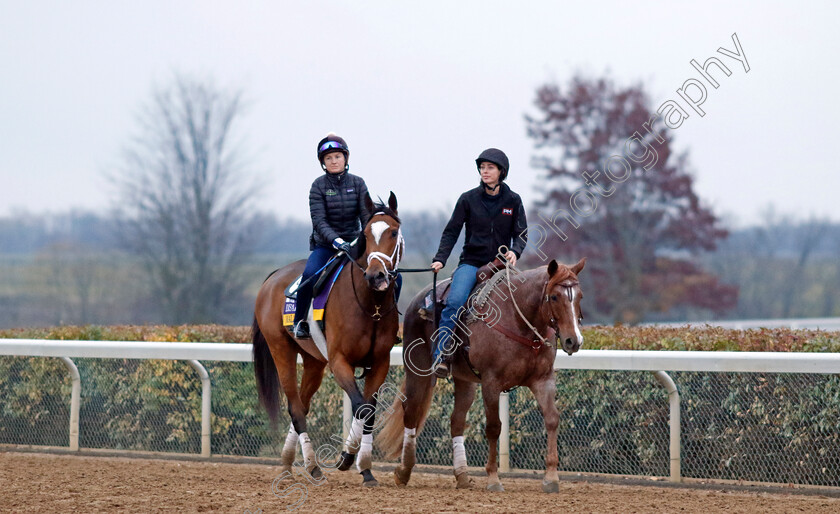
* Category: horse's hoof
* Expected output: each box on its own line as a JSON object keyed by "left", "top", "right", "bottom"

{"left": 394, "top": 467, "right": 411, "bottom": 486}
{"left": 309, "top": 466, "right": 323, "bottom": 480}
{"left": 361, "top": 469, "right": 378, "bottom": 487}
{"left": 455, "top": 471, "right": 472, "bottom": 489}
{"left": 542, "top": 480, "right": 560, "bottom": 493}
{"left": 486, "top": 482, "right": 505, "bottom": 492}
{"left": 336, "top": 451, "right": 355, "bottom": 471}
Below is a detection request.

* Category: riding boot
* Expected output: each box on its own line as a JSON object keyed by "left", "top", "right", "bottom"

{"left": 293, "top": 304, "right": 311, "bottom": 339}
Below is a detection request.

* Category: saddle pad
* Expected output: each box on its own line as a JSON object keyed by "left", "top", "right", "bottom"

{"left": 282, "top": 261, "right": 346, "bottom": 326}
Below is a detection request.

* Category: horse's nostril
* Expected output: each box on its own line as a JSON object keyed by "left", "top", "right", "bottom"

{"left": 565, "top": 338, "right": 573, "bottom": 347}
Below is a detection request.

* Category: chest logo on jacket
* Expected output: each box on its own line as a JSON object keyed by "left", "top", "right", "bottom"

{"left": 326, "top": 189, "right": 338, "bottom": 196}
{"left": 502, "top": 208, "right": 513, "bottom": 215}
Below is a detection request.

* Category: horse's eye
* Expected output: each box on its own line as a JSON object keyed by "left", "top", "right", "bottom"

{"left": 550, "top": 295, "right": 557, "bottom": 301}
{"left": 391, "top": 230, "right": 398, "bottom": 237}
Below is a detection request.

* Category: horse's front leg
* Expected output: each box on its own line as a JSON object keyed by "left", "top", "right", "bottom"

{"left": 330, "top": 354, "right": 368, "bottom": 472}
{"left": 354, "top": 356, "right": 391, "bottom": 487}
{"left": 481, "top": 381, "right": 505, "bottom": 492}
{"left": 530, "top": 376, "right": 560, "bottom": 493}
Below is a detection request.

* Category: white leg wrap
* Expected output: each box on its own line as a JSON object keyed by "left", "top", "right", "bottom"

{"left": 299, "top": 432, "right": 316, "bottom": 470}
{"left": 280, "top": 425, "right": 298, "bottom": 465}
{"left": 344, "top": 417, "right": 364, "bottom": 455}
{"left": 355, "top": 433, "right": 374, "bottom": 472}
{"left": 452, "top": 435, "right": 467, "bottom": 470}
{"left": 403, "top": 427, "right": 416, "bottom": 447}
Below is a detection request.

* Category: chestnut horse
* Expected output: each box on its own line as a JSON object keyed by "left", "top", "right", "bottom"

{"left": 253, "top": 192, "right": 403, "bottom": 486}
{"left": 378, "top": 257, "right": 586, "bottom": 492}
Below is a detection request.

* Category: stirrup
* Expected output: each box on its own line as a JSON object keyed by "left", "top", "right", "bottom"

{"left": 293, "top": 320, "right": 311, "bottom": 339}
{"left": 433, "top": 361, "right": 450, "bottom": 378}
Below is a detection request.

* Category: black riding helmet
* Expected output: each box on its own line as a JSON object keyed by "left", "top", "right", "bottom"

{"left": 475, "top": 148, "right": 509, "bottom": 181}
{"left": 317, "top": 133, "right": 350, "bottom": 171}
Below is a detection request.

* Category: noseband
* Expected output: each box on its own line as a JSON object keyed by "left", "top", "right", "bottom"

{"left": 366, "top": 227, "right": 404, "bottom": 276}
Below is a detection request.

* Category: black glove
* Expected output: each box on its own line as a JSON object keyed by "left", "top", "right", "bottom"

{"left": 337, "top": 241, "right": 352, "bottom": 254}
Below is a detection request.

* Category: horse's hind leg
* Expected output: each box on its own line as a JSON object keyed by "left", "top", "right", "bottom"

{"left": 297, "top": 352, "right": 327, "bottom": 479}
{"left": 270, "top": 332, "right": 319, "bottom": 479}
{"left": 451, "top": 378, "right": 477, "bottom": 489}
{"left": 530, "top": 377, "right": 560, "bottom": 493}
{"left": 481, "top": 380, "right": 505, "bottom": 492}
{"left": 394, "top": 372, "right": 435, "bottom": 487}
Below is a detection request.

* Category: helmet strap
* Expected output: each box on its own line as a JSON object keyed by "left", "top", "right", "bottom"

{"left": 482, "top": 181, "right": 501, "bottom": 193}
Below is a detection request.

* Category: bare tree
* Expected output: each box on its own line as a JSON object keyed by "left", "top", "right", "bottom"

{"left": 112, "top": 75, "right": 261, "bottom": 324}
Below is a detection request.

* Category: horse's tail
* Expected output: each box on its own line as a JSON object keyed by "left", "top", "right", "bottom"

{"left": 377, "top": 373, "right": 435, "bottom": 460}
{"left": 252, "top": 315, "right": 280, "bottom": 425}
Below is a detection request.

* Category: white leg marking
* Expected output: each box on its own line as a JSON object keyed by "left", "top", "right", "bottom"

{"left": 344, "top": 417, "right": 364, "bottom": 454}
{"left": 452, "top": 435, "right": 467, "bottom": 470}
{"left": 356, "top": 433, "right": 374, "bottom": 471}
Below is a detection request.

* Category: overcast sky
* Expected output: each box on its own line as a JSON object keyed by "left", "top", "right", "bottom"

{"left": 2, "top": 1, "right": 838, "bottom": 228}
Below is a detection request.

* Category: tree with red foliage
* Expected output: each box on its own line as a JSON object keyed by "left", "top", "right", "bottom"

{"left": 524, "top": 75, "right": 737, "bottom": 323}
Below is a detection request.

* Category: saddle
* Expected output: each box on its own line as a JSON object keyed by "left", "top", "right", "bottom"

{"left": 284, "top": 254, "right": 346, "bottom": 299}
{"left": 417, "top": 258, "right": 506, "bottom": 324}
{"left": 282, "top": 256, "right": 347, "bottom": 330}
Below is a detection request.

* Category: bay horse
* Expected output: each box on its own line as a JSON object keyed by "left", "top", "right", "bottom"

{"left": 378, "top": 256, "right": 586, "bottom": 492}
{"left": 252, "top": 191, "right": 403, "bottom": 486}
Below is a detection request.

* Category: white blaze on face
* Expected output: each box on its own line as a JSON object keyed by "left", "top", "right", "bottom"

{"left": 370, "top": 221, "right": 390, "bottom": 245}
{"left": 568, "top": 287, "right": 583, "bottom": 343}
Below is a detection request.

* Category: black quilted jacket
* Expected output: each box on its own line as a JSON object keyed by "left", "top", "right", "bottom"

{"left": 308, "top": 171, "right": 370, "bottom": 250}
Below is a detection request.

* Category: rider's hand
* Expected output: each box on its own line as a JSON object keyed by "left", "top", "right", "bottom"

{"left": 431, "top": 261, "right": 444, "bottom": 273}
{"left": 333, "top": 238, "right": 352, "bottom": 254}
{"left": 504, "top": 251, "right": 517, "bottom": 267}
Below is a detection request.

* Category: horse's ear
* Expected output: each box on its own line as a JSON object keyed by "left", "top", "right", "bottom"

{"left": 364, "top": 192, "right": 374, "bottom": 215}
{"left": 570, "top": 257, "right": 586, "bottom": 275}
{"left": 547, "top": 259, "right": 559, "bottom": 277}
{"left": 388, "top": 191, "right": 398, "bottom": 214}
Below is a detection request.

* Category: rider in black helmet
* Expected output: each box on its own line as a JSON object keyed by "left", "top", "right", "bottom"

{"left": 293, "top": 134, "right": 368, "bottom": 338}
{"left": 429, "top": 148, "right": 528, "bottom": 377}
{"left": 293, "top": 133, "right": 402, "bottom": 339}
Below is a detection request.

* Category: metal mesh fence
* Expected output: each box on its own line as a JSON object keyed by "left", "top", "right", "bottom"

{"left": 1, "top": 356, "right": 839, "bottom": 486}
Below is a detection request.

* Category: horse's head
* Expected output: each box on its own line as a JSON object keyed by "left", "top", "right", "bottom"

{"left": 360, "top": 191, "right": 403, "bottom": 291}
{"left": 542, "top": 257, "right": 586, "bottom": 355}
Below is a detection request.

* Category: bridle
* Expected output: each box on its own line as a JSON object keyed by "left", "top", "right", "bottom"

{"left": 346, "top": 212, "right": 403, "bottom": 321}
{"left": 538, "top": 278, "right": 582, "bottom": 340}
{"left": 366, "top": 227, "right": 404, "bottom": 278}
{"left": 496, "top": 249, "right": 582, "bottom": 352}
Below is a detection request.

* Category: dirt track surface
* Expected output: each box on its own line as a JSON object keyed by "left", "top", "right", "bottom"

{"left": 2, "top": 452, "right": 840, "bottom": 513}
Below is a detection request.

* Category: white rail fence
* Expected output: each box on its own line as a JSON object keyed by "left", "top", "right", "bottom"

{"left": 2, "top": 339, "right": 840, "bottom": 485}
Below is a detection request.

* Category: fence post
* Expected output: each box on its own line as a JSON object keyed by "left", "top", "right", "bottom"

{"left": 652, "top": 371, "right": 680, "bottom": 482}
{"left": 187, "top": 360, "right": 211, "bottom": 458}
{"left": 59, "top": 357, "right": 80, "bottom": 451}
{"left": 499, "top": 391, "right": 510, "bottom": 472}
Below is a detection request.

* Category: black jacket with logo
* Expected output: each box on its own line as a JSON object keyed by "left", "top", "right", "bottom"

{"left": 308, "top": 171, "right": 370, "bottom": 250}
{"left": 433, "top": 182, "right": 528, "bottom": 267}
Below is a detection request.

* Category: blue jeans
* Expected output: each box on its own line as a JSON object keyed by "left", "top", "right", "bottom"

{"left": 432, "top": 263, "right": 478, "bottom": 362}
{"left": 294, "top": 245, "right": 337, "bottom": 324}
